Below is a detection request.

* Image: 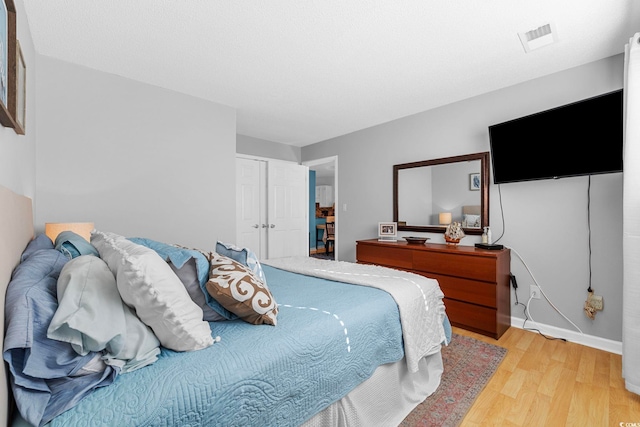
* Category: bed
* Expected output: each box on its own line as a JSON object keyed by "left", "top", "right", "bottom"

{"left": 0, "top": 185, "right": 449, "bottom": 427}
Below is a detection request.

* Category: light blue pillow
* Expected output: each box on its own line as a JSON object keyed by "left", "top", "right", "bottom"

{"left": 215, "top": 241, "right": 267, "bottom": 285}
{"left": 48, "top": 255, "right": 161, "bottom": 373}
{"left": 54, "top": 231, "right": 100, "bottom": 259}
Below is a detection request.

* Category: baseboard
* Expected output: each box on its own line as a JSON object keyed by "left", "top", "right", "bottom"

{"left": 510, "top": 316, "right": 622, "bottom": 355}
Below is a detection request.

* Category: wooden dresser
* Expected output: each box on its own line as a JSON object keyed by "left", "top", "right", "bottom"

{"left": 356, "top": 239, "right": 511, "bottom": 339}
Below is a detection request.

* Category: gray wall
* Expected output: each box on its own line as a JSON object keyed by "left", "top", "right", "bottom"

{"left": 0, "top": 0, "right": 36, "bottom": 199}
{"left": 237, "top": 133, "right": 301, "bottom": 162}
{"left": 302, "top": 54, "right": 624, "bottom": 342}
{"left": 34, "top": 56, "right": 237, "bottom": 251}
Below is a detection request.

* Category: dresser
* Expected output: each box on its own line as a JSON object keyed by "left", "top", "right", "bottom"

{"left": 356, "top": 239, "right": 511, "bottom": 339}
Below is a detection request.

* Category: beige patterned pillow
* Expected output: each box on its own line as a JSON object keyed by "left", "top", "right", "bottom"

{"left": 205, "top": 253, "right": 278, "bottom": 325}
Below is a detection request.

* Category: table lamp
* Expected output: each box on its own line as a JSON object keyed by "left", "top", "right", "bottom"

{"left": 439, "top": 212, "right": 452, "bottom": 225}
{"left": 45, "top": 222, "right": 94, "bottom": 243}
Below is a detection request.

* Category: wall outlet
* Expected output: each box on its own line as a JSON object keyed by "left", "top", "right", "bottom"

{"left": 588, "top": 293, "right": 604, "bottom": 311}
{"left": 530, "top": 285, "right": 541, "bottom": 299}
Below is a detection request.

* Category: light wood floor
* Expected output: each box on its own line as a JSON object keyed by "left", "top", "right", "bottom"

{"left": 453, "top": 326, "right": 640, "bottom": 426}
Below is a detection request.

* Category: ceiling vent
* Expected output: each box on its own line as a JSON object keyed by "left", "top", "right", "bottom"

{"left": 518, "top": 22, "right": 558, "bottom": 53}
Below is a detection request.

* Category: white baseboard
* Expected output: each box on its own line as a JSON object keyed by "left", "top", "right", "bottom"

{"left": 510, "top": 316, "right": 622, "bottom": 355}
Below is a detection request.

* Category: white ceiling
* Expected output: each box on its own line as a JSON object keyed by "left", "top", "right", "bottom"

{"left": 23, "top": 1, "right": 640, "bottom": 147}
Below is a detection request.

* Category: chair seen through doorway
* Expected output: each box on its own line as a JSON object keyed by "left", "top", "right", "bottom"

{"left": 325, "top": 216, "right": 335, "bottom": 255}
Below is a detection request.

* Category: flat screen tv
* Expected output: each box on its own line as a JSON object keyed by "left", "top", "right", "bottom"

{"left": 488, "top": 89, "right": 623, "bottom": 184}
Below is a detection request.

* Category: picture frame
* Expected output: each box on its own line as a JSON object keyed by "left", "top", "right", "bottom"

{"left": 14, "top": 38, "right": 24, "bottom": 133}
{"left": 0, "top": 0, "right": 18, "bottom": 131}
{"left": 0, "top": 0, "right": 7, "bottom": 108}
{"left": 469, "top": 173, "right": 481, "bottom": 191}
{"left": 378, "top": 222, "right": 397, "bottom": 242}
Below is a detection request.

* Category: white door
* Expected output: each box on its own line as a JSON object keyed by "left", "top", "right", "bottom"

{"left": 236, "top": 157, "right": 308, "bottom": 260}
{"left": 236, "top": 158, "right": 267, "bottom": 258}
{"left": 267, "top": 160, "right": 309, "bottom": 258}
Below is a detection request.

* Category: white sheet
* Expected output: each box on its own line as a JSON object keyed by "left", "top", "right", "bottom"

{"left": 262, "top": 256, "right": 447, "bottom": 373}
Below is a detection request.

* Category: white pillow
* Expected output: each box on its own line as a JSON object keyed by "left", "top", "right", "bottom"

{"left": 91, "top": 230, "right": 214, "bottom": 352}
{"left": 463, "top": 214, "right": 481, "bottom": 228}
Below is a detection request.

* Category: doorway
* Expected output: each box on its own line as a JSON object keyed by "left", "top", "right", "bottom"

{"left": 304, "top": 156, "right": 338, "bottom": 260}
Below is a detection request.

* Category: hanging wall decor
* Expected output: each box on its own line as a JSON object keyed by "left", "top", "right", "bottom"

{"left": 0, "top": 0, "right": 8, "bottom": 111}
{"left": 14, "top": 39, "right": 24, "bottom": 133}
{"left": 0, "top": 0, "right": 22, "bottom": 133}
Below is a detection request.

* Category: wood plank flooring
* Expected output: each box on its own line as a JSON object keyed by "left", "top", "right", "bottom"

{"left": 453, "top": 326, "right": 640, "bottom": 426}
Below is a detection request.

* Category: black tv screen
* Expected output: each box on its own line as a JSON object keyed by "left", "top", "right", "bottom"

{"left": 489, "top": 90, "right": 623, "bottom": 184}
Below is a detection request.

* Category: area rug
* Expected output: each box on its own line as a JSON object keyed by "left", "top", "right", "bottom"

{"left": 399, "top": 333, "right": 507, "bottom": 427}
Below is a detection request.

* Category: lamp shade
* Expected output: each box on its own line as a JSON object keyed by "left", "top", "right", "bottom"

{"left": 439, "top": 212, "right": 452, "bottom": 225}
{"left": 45, "top": 222, "right": 94, "bottom": 243}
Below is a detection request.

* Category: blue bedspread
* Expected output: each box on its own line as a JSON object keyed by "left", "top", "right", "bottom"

{"left": 48, "top": 265, "right": 405, "bottom": 426}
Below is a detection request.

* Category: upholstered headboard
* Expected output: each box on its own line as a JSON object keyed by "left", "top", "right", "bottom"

{"left": 0, "top": 185, "right": 34, "bottom": 425}
{"left": 462, "top": 205, "right": 481, "bottom": 215}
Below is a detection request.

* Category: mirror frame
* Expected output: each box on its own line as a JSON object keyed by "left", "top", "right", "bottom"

{"left": 393, "top": 152, "right": 489, "bottom": 235}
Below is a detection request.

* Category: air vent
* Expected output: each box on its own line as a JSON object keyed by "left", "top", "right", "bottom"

{"left": 518, "top": 22, "right": 558, "bottom": 53}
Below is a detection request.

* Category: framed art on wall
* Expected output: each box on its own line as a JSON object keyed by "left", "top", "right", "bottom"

{"left": 14, "top": 39, "right": 24, "bottom": 133}
{"left": 0, "top": 0, "right": 7, "bottom": 108}
{"left": 0, "top": 0, "right": 21, "bottom": 132}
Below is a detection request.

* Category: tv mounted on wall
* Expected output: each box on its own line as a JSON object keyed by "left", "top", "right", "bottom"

{"left": 488, "top": 89, "right": 623, "bottom": 184}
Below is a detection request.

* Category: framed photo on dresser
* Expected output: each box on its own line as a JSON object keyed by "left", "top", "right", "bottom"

{"left": 378, "top": 222, "right": 397, "bottom": 241}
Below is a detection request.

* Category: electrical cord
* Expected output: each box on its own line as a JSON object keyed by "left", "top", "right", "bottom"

{"left": 513, "top": 289, "right": 567, "bottom": 341}
{"left": 587, "top": 175, "right": 593, "bottom": 293}
{"left": 492, "top": 182, "right": 583, "bottom": 336}
{"left": 508, "top": 245, "right": 584, "bottom": 335}
{"left": 492, "top": 183, "right": 506, "bottom": 244}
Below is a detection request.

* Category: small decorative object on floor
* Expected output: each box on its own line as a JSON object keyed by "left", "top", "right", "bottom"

{"left": 444, "top": 222, "right": 465, "bottom": 245}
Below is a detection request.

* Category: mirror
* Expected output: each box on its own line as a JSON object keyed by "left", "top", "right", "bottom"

{"left": 393, "top": 152, "right": 489, "bottom": 235}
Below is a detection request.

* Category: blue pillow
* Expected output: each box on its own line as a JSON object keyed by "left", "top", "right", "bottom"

{"left": 54, "top": 231, "right": 99, "bottom": 259}
{"left": 128, "top": 237, "right": 209, "bottom": 286}
{"left": 215, "top": 241, "right": 267, "bottom": 285}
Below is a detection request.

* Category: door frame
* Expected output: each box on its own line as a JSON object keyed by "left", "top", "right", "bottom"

{"left": 303, "top": 156, "right": 338, "bottom": 260}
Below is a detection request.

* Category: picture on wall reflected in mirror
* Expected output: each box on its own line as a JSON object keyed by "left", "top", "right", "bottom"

{"left": 469, "top": 173, "right": 480, "bottom": 191}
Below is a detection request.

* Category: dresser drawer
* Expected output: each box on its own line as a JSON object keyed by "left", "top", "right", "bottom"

{"left": 428, "top": 273, "right": 497, "bottom": 309}
{"left": 444, "top": 298, "right": 497, "bottom": 337}
{"left": 356, "top": 243, "right": 413, "bottom": 270}
{"left": 412, "top": 251, "right": 497, "bottom": 282}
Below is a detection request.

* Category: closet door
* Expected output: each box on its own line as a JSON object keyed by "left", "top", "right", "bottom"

{"left": 267, "top": 160, "right": 308, "bottom": 258}
{"left": 236, "top": 157, "right": 308, "bottom": 259}
{"left": 236, "top": 158, "right": 267, "bottom": 257}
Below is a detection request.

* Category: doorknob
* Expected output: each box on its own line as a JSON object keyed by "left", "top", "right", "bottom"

{"left": 252, "top": 224, "right": 259, "bottom": 228}
{"left": 270, "top": 224, "right": 276, "bottom": 228}
{"left": 262, "top": 224, "right": 268, "bottom": 228}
